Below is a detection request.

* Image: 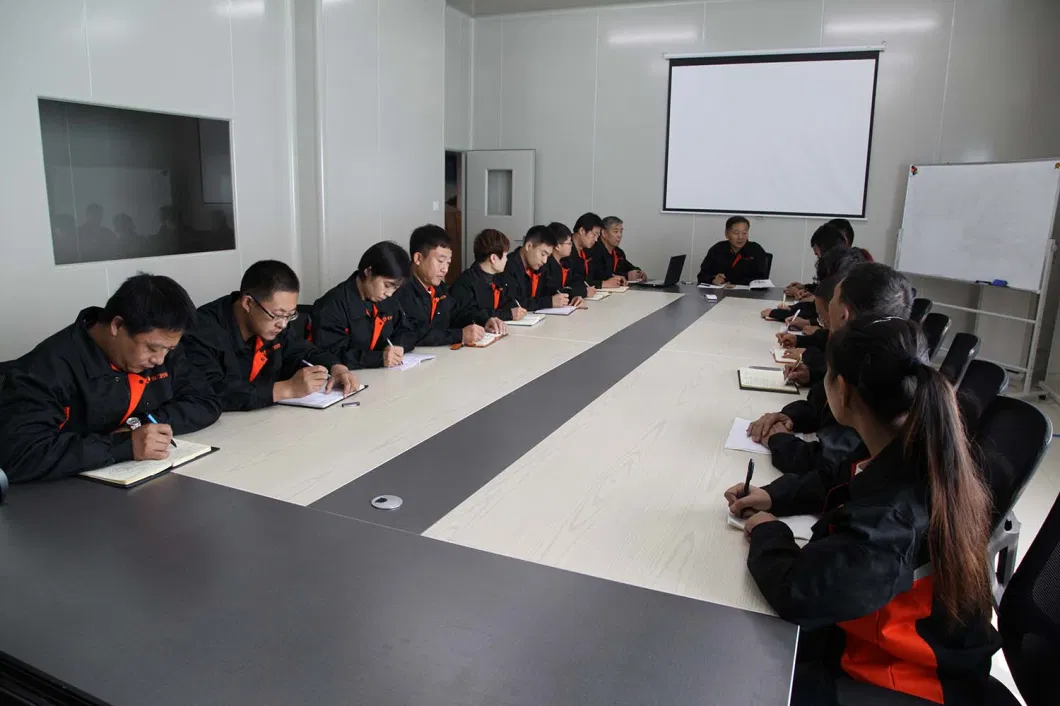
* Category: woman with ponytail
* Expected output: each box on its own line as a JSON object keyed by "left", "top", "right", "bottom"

{"left": 725, "top": 318, "right": 1000, "bottom": 705}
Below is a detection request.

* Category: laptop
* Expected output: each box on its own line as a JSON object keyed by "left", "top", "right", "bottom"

{"left": 632, "top": 255, "right": 686, "bottom": 289}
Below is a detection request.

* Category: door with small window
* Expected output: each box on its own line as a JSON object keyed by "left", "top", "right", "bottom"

{"left": 464, "top": 150, "right": 535, "bottom": 256}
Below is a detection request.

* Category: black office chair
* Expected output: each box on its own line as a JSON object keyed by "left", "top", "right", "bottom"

{"left": 975, "top": 396, "right": 1052, "bottom": 603}
{"left": 910, "top": 298, "right": 932, "bottom": 324}
{"left": 920, "top": 312, "right": 950, "bottom": 359}
{"left": 998, "top": 488, "right": 1060, "bottom": 706}
{"left": 761, "top": 252, "right": 773, "bottom": 279}
{"left": 957, "top": 360, "right": 1010, "bottom": 429}
{"left": 296, "top": 304, "right": 314, "bottom": 342}
{"left": 938, "top": 333, "right": 980, "bottom": 385}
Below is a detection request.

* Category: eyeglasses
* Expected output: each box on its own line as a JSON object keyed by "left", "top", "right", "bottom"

{"left": 248, "top": 295, "right": 299, "bottom": 324}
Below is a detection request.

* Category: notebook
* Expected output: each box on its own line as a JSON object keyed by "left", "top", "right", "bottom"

{"left": 537, "top": 306, "right": 576, "bottom": 316}
{"left": 80, "top": 439, "right": 217, "bottom": 488}
{"left": 390, "top": 352, "right": 436, "bottom": 371}
{"left": 697, "top": 283, "right": 751, "bottom": 291}
{"left": 773, "top": 348, "right": 799, "bottom": 364}
{"left": 584, "top": 291, "right": 610, "bottom": 301}
{"left": 507, "top": 313, "right": 546, "bottom": 327}
{"left": 749, "top": 279, "right": 775, "bottom": 289}
{"left": 723, "top": 418, "right": 771, "bottom": 455}
{"left": 726, "top": 512, "right": 817, "bottom": 541}
{"left": 278, "top": 384, "right": 368, "bottom": 409}
{"left": 466, "top": 331, "right": 505, "bottom": 348}
{"left": 601, "top": 285, "right": 629, "bottom": 293}
{"left": 738, "top": 367, "right": 799, "bottom": 395}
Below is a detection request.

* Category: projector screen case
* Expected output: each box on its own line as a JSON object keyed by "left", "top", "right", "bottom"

{"left": 662, "top": 47, "right": 882, "bottom": 218}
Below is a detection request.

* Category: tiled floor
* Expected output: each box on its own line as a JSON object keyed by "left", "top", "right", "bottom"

{"left": 989, "top": 399, "right": 1059, "bottom": 703}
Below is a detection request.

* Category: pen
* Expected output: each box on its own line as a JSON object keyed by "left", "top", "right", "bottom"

{"left": 740, "top": 459, "right": 755, "bottom": 499}
{"left": 341, "top": 401, "right": 360, "bottom": 408}
{"left": 748, "top": 365, "right": 782, "bottom": 371}
{"left": 146, "top": 413, "right": 177, "bottom": 447}
{"left": 515, "top": 299, "right": 523, "bottom": 309}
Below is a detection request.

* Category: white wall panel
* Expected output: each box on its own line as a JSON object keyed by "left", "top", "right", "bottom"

{"left": 470, "top": 18, "right": 504, "bottom": 150}
{"left": 445, "top": 5, "right": 472, "bottom": 151}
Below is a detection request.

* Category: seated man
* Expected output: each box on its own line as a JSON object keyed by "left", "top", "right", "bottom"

{"left": 182, "top": 260, "right": 360, "bottom": 411}
{"left": 591, "top": 216, "right": 646, "bottom": 283}
{"left": 450, "top": 228, "right": 523, "bottom": 327}
{"left": 501, "top": 225, "right": 570, "bottom": 311}
{"left": 0, "top": 274, "right": 221, "bottom": 482}
{"left": 313, "top": 241, "right": 416, "bottom": 369}
{"left": 777, "top": 220, "right": 861, "bottom": 309}
{"left": 395, "top": 225, "right": 488, "bottom": 347}
{"left": 697, "top": 215, "right": 768, "bottom": 286}
{"left": 568, "top": 212, "right": 625, "bottom": 290}
{"left": 541, "top": 221, "right": 593, "bottom": 304}
{"left": 749, "top": 263, "right": 914, "bottom": 477}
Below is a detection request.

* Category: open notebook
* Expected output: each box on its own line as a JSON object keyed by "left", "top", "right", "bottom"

{"left": 278, "top": 384, "right": 368, "bottom": 409}
{"left": 507, "top": 313, "right": 546, "bottom": 327}
{"left": 738, "top": 367, "right": 800, "bottom": 395}
{"left": 601, "top": 285, "right": 629, "bottom": 293}
{"left": 390, "top": 352, "right": 436, "bottom": 371}
{"left": 466, "top": 331, "right": 506, "bottom": 348}
{"left": 727, "top": 512, "right": 817, "bottom": 542}
{"left": 537, "top": 306, "right": 576, "bottom": 316}
{"left": 80, "top": 439, "right": 217, "bottom": 488}
{"left": 584, "top": 291, "right": 610, "bottom": 301}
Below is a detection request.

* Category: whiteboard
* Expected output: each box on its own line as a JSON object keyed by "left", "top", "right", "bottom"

{"left": 896, "top": 160, "right": 1060, "bottom": 292}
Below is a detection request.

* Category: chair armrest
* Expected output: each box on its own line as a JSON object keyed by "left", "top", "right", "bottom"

{"left": 988, "top": 511, "right": 1021, "bottom": 606}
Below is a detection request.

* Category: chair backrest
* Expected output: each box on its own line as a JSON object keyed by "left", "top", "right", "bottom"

{"left": 998, "top": 488, "right": 1060, "bottom": 706}
{"left": 938, "top": 332, "right": 980, "bottom": 385}
{"left": 296, "top": 304, "right": 314, "bottom": 342}
{"left": 762, "top": 252, "right": 773, "bottom": 278}
{"left": 909, "top": 298, "right": 932, "bottom": 324}
{"left": 957, "top": 360, "right": 1009, "bottom": 429}
{"left": 974, "top": 396, "right": 1052, "bottom": 527}
{"left": 921, "top": 312, "right": 950, "bottom": 359}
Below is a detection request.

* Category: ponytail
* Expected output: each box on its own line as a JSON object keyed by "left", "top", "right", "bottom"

{"left": 904, "top": 363, "right": 993, "bottom": 622}
{"left": 827, "top": 319, "right": 993, "bottom": 622}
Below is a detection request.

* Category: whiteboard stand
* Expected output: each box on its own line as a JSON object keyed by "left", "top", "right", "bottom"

{"left": 921, "top": 242, "right": 1055, "bottom": 397}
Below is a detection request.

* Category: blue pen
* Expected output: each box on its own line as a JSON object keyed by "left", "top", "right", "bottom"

{"left": 146, "top": 413, "right": 177, "bottom": 447}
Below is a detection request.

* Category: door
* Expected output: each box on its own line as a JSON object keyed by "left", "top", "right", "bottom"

{"left": 464, "top": 150, "right": 535, "bottom": 257}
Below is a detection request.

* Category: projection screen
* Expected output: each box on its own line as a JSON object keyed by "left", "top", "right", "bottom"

{"left": 663, "top": 49, "right": 881, "bottom": 218}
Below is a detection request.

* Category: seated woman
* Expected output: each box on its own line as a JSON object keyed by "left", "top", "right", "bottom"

{"left": 727, "top": 318, "right": 1000, "bottom": 706}
{"left": 697, "top": 216, "right": 768, "bottom": 286}
{"left": 312, "top": 241, "right": 415, "bottom": 369}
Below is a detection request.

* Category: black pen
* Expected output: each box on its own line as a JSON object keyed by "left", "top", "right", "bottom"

{"left": 740, "top": 458, "right": 755, "bottom": 499}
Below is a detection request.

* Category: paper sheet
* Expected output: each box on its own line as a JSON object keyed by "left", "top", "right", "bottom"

{"left": 698, "top": 283, "right": 751, "bottom": 290}
{"left": 537, "top": 306, "right": 576, "bottom": 316}
{"left": 601, "top": 285, "right": 629, "bottom": 293}
{"left": 277, "top": 384, "right": 367, "bottom": 409}
{"left": 507, "top": 313, "right": 546, "bottom": 327}
{"left": 703, "top": 294, "right": 718, "bottom": 301}
{"left": 724, "top": 418, "right": 771, "bottom": 455}
{"left": 726, "top": 513, "right": 818, "bottom": 541}
{"left": 389, "top": 352, "right": 436, "bottom": 371}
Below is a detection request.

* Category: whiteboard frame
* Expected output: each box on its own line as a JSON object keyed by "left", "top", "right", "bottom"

{"left": 895, "top": 158, "right": 1060, "bottom": 294}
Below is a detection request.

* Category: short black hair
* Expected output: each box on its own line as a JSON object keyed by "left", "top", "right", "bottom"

{"left": 358, "top": 241, "right": 411, "bottom": 280}
{"left": 572, "top": 212, "right": 604, "bottom": 233}
{"left": 548, "top": 221, "right": 572, "bottom": 243}
{"left": 409, "top": 224, "right": 452, "bottom": 258}
{"left": 524, "top": 225, "right": 558, "bottom": 247}
{"left": 815, "top": 274, "right": 842, "bottom": 303}
{"left": 815, "top": 245, "right": 866, "bottom": 283}
{"left": 101, "top": 273, "right": 196, "bottom": 335}
{"left": 826, "top": 218, "right": 855, "bottom": 245}
{"left": 837, "top": 263, "right": 914, "bottom": 320}
{"left": 473, "top": 229, "right": 511, "bottom": 263}
{"left": 725, "top": 215, "right": 749, "bottom": 231}
{"left": 240, "top": 260, "right": 300, "bottom": 301}
{"left": 810, "top": 223, "right": 848, "bottom": 253}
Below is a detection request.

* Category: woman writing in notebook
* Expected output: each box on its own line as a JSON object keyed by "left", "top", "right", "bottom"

{"left": 311, "top": 241, "right": 416, "bottom": 369}
{"left": 725, "top": 318, "right": 999, "bottom": 705}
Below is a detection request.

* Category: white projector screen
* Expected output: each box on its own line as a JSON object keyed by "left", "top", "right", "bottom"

{"left": 663, "top": 50, "right": 880, "bottom": 217}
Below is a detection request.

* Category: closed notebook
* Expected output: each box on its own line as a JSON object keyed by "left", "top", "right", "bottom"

{"left": 466, "top": 331, "right": 505, "bottom": 348}
{"left": 80, "top": 439, "right": 217, "bottom": 488}
{"left": 738, "top": 367, "right": 799, "bottom": 395}
{"left": 277, "top": 384, "right": 367, "bottom": 409}
{"left": 537, "top": 306, "right": 576, "bottom": 316}
{"left": 507, "top": 313, "right": 546, "bottom": 327}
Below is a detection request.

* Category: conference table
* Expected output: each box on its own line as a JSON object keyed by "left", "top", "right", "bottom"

{"left": 0, "top": 285, "right": 803, "bottom": 705}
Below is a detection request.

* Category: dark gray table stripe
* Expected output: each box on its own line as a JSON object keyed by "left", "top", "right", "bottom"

{"left": 312, "top": 287, "right": 772, "bottom": 532}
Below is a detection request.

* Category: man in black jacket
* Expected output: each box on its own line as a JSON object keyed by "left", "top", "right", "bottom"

{"left": 540, "top": 221, "right": 591, "bottom": 302}
{"left": 395, "top": 225, "right": 487, "bottom": 347}
{"left": 591, "top": 216, "right": 646, "bottom": 283}
{"left": 500, "top": 225, "right": 570, "bottom": 311}
{"left": 697, "top": 215, "right": 768, "bottom": 286}
{"left": 0, "top": 274, "right": 221, "bottom": 482}
{"left": 568, "top": 212, "right": 625, "bottom": 290}
{"left": 182, "top": 260, "right": 360, "bottom": 411}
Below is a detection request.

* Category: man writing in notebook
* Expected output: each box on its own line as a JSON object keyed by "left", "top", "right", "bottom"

{"left": 182, "top": 260, "right": 360, "bottom": 412}
{"left": 500, "top": 225, "right": 570, "bottom": 311}
{"left": 568, "top": 212, "right": 625, "bottom": 290}
{"left": 451, "top": 229, "right": 522, "bottom": 327}
{"left": 592, "top": 216, "right": 646, "bottom": 283}
{"left": 395, "top": 225, "right": 487, "bottom": 347}
{"left": 0, "top": 274, "right": 221, "bottom": 483}
{"left": 541, "top": 221, "right": 592, "bottom": 304}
